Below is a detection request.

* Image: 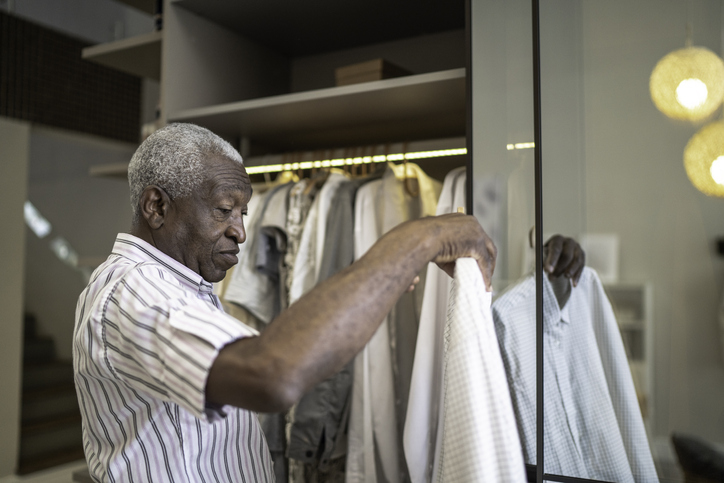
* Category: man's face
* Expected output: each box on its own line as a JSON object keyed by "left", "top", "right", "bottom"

{"left": 163, "top": 155, "right": 251, "bottom": 283}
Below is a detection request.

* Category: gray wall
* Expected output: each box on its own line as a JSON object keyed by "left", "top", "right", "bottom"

{"left": 24, "top": 126, "right": 135, "bottom": 361}
{"left": 0, "top": 0, "right": 153, "bottom": 43}
{"left": 578, "top": 0, "right": 724, "bottom": 444}
{"left": 0, "top": 117, "right": 30, "bottom": 477}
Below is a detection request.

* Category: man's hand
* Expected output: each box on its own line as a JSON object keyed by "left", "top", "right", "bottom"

{"left": 544, "top": 234, "right": 585, "bottom": 286}
{"left": 430, "top": 213, "right": 497, "bottom": 291}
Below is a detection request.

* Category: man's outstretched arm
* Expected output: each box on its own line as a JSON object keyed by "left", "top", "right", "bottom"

{"left": 206, "top": 213, "right": 495, "bottom": 413}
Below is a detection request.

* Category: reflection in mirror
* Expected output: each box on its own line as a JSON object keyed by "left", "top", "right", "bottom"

{"left": 473, "top": 0, "right": 724, "bottom": 481}
{"left": 537, "top": 0, "right": 724, "bottom": 481}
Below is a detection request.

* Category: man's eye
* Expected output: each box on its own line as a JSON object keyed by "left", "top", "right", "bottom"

{"left": 218, "top": 208, "right": 232, "bottom": 215}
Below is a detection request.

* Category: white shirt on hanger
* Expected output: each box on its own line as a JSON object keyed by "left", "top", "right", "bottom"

{"left": 403, "top": 166, "right": 465, "bottom": 483}
{"left": 492, "top": 268, "right": 658, "bottom": 482}
{"left": 434, "top": 258, "right": 526, "bottom": 483}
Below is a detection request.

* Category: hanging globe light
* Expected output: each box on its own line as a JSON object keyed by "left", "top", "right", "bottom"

{"left": 683, "top": 120, "right": 724, "bottom": 197}
{"left": 650, "top": 46, "right": 724, "bottom": 121}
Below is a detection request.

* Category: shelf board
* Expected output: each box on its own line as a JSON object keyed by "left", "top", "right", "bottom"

{"left": 82, "top": 31, "right": 162, "bottom": 80}
{"left": 169, "top": 68, "right": 466, "bottom": 151}
{"left": 172, "top": 0, "right": 464, "bottom": 57}
{"left": 89, "top": 162, "right": 129, "bottom": 179}
{"left": 116, "top": 0, "right": 156, "bottom": 15}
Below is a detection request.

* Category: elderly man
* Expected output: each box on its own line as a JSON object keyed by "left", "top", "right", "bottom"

{"left": 74, "top": 123, "right": 582, "bottom": 482}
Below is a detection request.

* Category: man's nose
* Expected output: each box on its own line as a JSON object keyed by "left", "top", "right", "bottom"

{"left": 226, "top": 219, "right": 246, "bottom": 245}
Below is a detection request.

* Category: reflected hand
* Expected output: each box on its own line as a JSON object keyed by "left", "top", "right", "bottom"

{"left": 543, "top": 234, "right": 585, "bottom": 287}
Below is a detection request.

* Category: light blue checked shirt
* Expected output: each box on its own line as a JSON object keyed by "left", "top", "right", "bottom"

{"left": 491, "top": 268, "right": 658, "bottom": 482}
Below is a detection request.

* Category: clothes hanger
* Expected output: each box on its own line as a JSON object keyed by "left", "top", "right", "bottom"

{"left": 401, "top": 142, "right": 419, "bottom": 197}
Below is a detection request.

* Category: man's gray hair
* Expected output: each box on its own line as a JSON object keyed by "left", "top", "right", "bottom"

{"left": 128, "top": 123, "right": 243, "bottom": 222}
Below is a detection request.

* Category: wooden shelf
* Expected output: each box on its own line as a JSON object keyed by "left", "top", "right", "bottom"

{"left": 169, "top": 68, "right": 466, "bottom": 151}
{"left": 82, "top": 31, "right": 162, "bottom": 80}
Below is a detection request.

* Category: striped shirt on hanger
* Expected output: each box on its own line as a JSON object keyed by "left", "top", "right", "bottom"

{"left": 73, "top": 233, "right": 275, "bottom": 483}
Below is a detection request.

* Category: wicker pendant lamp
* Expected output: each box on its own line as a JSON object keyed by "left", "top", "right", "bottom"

{"left": 684, "top": 119, "right": 724, "bottom": 197}
{"left": 650, "top": 46, "right": 724, "bottom": 122}
{"left": 650, "top": 16, "right": 724, "bottom": 122}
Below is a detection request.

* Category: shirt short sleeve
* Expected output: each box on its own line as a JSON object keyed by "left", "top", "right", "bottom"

{"left": 101, "top": 263, "right": 257, "bottom": 421}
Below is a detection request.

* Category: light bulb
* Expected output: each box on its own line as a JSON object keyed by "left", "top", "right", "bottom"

{"left": 676, "top": 78, "right": 708, "bottom": 109}
{"left": 710, "top": 156, "right": 724, "bottom": 185}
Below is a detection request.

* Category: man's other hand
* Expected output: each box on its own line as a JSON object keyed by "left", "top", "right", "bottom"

{"left": 544, "top": 234, "right": 585, "bottom": 286}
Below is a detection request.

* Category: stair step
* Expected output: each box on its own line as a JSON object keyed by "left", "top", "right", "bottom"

{"left": 20, "top": 412, "right": 83, "bottom": 459}
{"left": 22, "top": 383, "right": 80, "bottom": 423}
{"left": 17, "top": 447, "right": 85, "bottom": 475}
{"left": 22, "top": 361, "right": 74, "bottom": 390}
{"left": 23, "top": 336, "right": 56, "bottom": 363}
{"left": 72, "top": 467, "right": 93, "bottom": 483}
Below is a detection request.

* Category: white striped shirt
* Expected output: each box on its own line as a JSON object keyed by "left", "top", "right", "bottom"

{"left": 73, "top": 233, "right": 275, "bottom": 483}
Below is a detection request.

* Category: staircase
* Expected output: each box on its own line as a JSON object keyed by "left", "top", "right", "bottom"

{"left": 18, "top": 314, "right": 84, "bottom": 474}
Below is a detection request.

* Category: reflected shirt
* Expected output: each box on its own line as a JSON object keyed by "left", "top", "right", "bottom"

{"left": 73, "top": 234, "right": 274, "bottom": 482}
{"left": 491, "top": 268, "right": 658, "bottom": 482}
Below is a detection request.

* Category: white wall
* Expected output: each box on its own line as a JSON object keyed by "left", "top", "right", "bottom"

{"left": 0, "top": 117, "right": 30, "bottom": 477}
{"left": 24, "top": 126, "right": 135, "bottom": 361}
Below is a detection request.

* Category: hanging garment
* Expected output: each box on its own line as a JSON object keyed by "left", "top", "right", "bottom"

{"left": 284, "top": 178, "right": 321, "bottom": 305}
{"left": 346, "top": 163, "right": 441, "bottom": 483}
{"left": 289, "top": 172, "right": 349, "bottom": 304}
{"left": 224, "top": 182, "right": 293, "bottom": 323}
{"left": 435, "top": 258, "right": 526, "bottom": 483}
{"left": 492, "top": 268, "right": 658, "bottom": 482}
{"left": 402, "top": 167, "right": 466, "bottom": 483}
{"left": 287, "top": 171, "right": 351, "bottom": 483}
{"left": 288, "top": 172, "right": 386, "bottom": 479}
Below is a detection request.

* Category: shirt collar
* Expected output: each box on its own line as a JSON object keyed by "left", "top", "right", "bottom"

{"left": 112, "top": 233, "right": 215, "bottom": 296}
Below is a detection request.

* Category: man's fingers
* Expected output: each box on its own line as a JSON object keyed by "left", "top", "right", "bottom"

{"left": 571, "top": 249, "right": 586, "bottom": 286}
{"left": 551, "top": 240, "right": 576, "bottom": 277}
{"left": 544, "top": 235, "right": 586, "bottom": 286}
{"left": 479, "top": 238, "right": 496, "bottom": 291}
{"left": 544, "top": 235, "right": 563, "bottom": 273}
{"left": 406, "top": 276, "right": 421, "bottom": 292}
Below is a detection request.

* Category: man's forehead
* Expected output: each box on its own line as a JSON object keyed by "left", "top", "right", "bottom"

{"left": 202, "top": 156, "right": 252, "bottom": 199}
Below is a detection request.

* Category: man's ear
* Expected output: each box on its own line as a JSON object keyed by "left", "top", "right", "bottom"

{"left": 138, "top": 186, "right": 171, "bottom": 230}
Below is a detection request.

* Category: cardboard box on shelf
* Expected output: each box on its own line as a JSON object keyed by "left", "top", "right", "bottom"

{"left": 335, "top": 59, "right": 411, "bottom": 87}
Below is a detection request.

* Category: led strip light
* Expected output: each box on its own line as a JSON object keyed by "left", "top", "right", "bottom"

{"left": 245, "top": 148, "right": 468, "bottom": 175}
{"left": 506, "top": 142, "right": 535, "bottom": 150}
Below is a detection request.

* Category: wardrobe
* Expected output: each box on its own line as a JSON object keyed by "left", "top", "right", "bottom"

{"left": 83, "top": 0, "right": 683, "bottom": 482}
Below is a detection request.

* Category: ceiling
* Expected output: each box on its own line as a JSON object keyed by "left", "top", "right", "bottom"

{"left": 173, "top": 0, "right": 465, "bottom": 57}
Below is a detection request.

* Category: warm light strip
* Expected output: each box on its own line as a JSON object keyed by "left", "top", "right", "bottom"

{"left": 245, "top": 148, "right": 468, "bottom": 175}
{"left": 506, "top": 142, "right": 536, "bottom": 151}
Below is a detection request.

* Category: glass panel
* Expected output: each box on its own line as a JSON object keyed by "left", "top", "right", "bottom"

{"left": 470, "top": 0, "right": 540, "bottom": 469}
{"left": 539, "top": 0, "right": 724, "bottom": 481}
